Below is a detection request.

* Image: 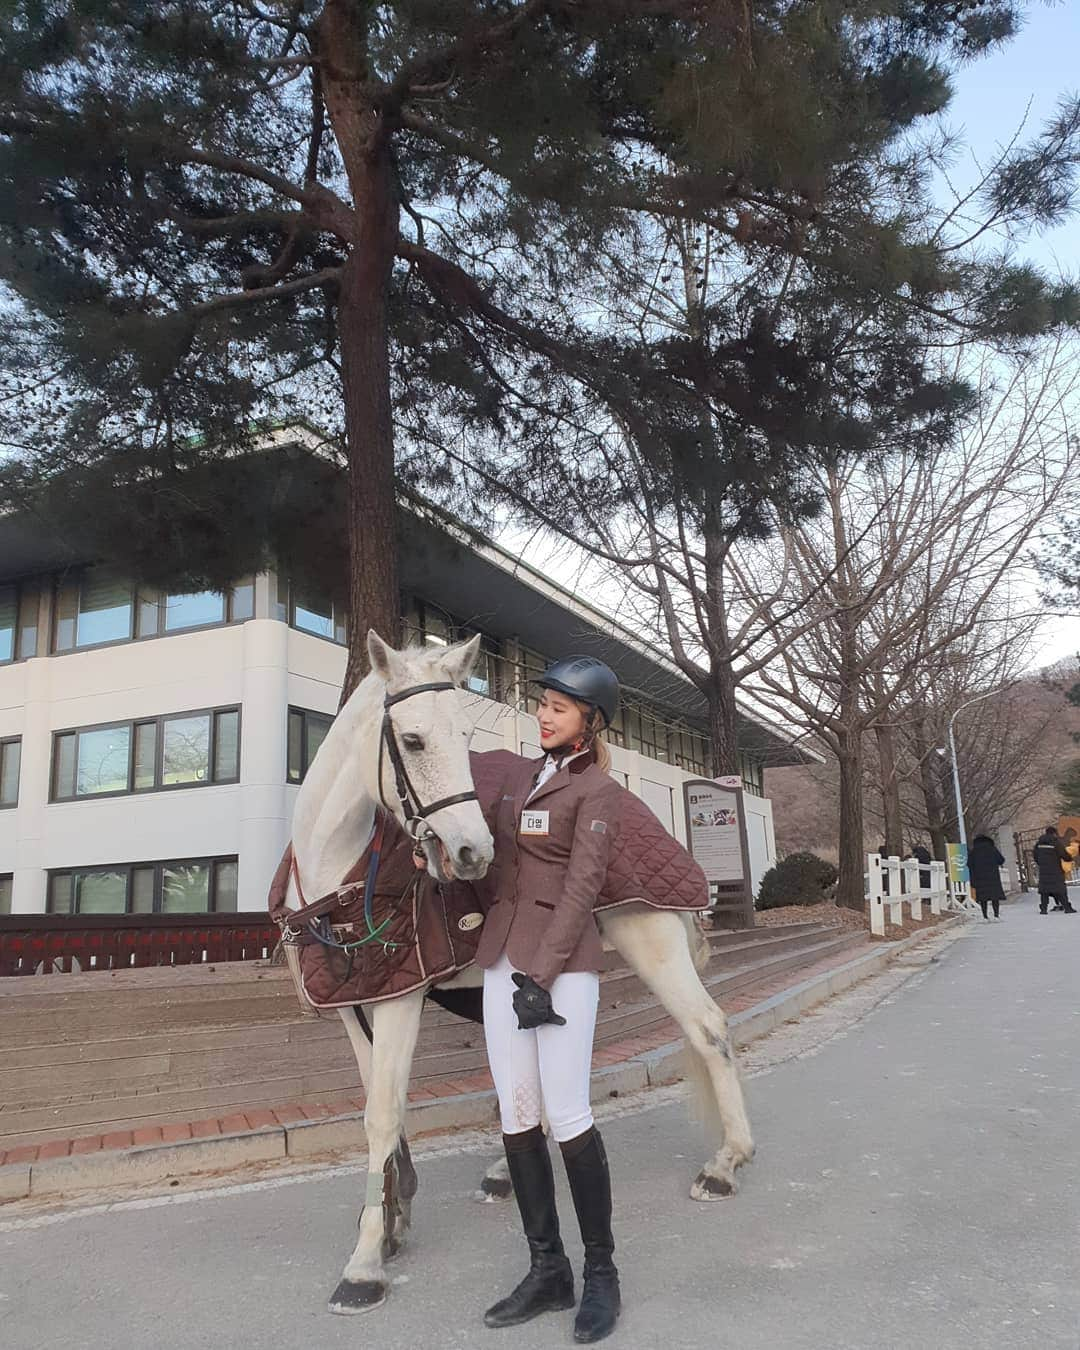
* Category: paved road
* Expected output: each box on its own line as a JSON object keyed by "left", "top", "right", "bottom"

{"left": 3, "top": 895, "right": 1079, "bottom": 1350}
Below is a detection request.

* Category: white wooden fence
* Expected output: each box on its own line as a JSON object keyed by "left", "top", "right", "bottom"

{"left": 865, "top": 854, "right": 975, "bottom": 937}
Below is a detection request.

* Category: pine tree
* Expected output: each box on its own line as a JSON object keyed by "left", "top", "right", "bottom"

{"left": 2, "top": 2, "right": 1078, "bottom": 698}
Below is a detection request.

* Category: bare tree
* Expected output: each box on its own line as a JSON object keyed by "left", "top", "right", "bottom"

{"left": 743, "top": 346, "right": 1079, "bottom": 907}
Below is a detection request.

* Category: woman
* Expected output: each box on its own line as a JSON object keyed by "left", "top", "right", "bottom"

{"left": 968, "top": 834, "right": 1006, "bottom": 921}
{"left": 474, "top": 655, "right": 623, "bottom": 1344}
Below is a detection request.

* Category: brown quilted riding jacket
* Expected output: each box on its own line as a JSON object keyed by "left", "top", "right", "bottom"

{"left": 469, "top": 750, "right": 708, "bottom": 989}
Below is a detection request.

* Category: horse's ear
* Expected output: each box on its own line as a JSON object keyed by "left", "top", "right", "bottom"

{"left": 367, "top": 629, "right": 398, "bottom": 680}
{"left": 442, "top": 632, "right": 482, "bottom": 686}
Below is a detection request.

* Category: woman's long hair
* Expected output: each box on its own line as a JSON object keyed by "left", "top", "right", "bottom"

{"left": 579, "top": 704, "right": 611, "bottom": 774}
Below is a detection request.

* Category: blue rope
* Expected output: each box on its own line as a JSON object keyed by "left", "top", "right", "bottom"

{"left": 305, "top": 813, "right": 404, "bottom": 953}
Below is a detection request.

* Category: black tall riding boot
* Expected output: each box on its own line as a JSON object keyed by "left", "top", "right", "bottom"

{"left": 562, "top": 1127, "right": 621, "bottom": 1344}
{"left": 484, "top": 1126, "right": 575, "bottom": 1328}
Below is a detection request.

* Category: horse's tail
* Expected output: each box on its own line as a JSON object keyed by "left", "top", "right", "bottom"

{"left": 685, "top": 911, "right": 711, "bottom": 973}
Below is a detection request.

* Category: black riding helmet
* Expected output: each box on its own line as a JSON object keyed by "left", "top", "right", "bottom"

{"left": 536, "top": 656, "right": 619, "bottom": 728}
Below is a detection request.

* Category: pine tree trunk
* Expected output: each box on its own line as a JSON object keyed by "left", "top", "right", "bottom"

{"left": 338, "top": 240, "right": 401, "bottom": 700}
{"left": 318, "top": 1, "right": 402, "bottom": 702}
{"left": 874, "top": 722, "right": 904, "bottom": 856}
{"left": 836, "top": 729, "right": 866, "bottom": 910}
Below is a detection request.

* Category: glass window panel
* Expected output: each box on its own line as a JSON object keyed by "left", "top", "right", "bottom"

{"left": 271, "top": 573, "right": 289, "bottom": 623}
{"left": 213, "top": 710, "right": 240, "bottom": 781}
{"left": 293, "top": 586, "right": 334, "bottom": 639}
{"left": 401, "top": 595, "right": 422, "bottom": 643}
{"left": 75, "top": 726, "right": 131, "bottom": 796}
{"left": 229, "top": 580, "right": 254, "bottom": 622}
{"left": 0, "top": 876, "right": 11, "bottom": 916}
{"left": 164, "top": 590, "right": 225, "bottom": 631}
{"left": 287, "top": 709, "right": 303, "bottom": 783}
{"left": 0, "top": 585, "right": 15, "bottom": 662}
{"left": 214, "top": 860, "right": 238, "bottom": 913}
{"left": 161, "top": 861, "right": 211, "bottom": 913}
{"left": 466, "top": 645, "right": 492, "bottom": 696}
{"left": 47, "top": 874, "right": 73, "bottom": 915}
{"left": 133, "top": 722, "right": 157, "bottom": 790}
{"left": 424, "top": 609, "right": 450, "bottom": 647}
{"left": 53, "top": 578, "right": 79, "bottom": 651}
{"left": 135, "top": 588, "right": 161, "bottom": 638}
{"left": 334, "top": 612, "right": 346, "bottom": 645}
{"left": 305, "top": 712, "right": 332, "bottom": 775}
{"left": 75, "top": 869, "right": 128, "bottom": 914}
{"left": 53, "top": 733, "right": 76, "bottom": 799}
{"left": 162, "top": 714, "right": 211, "bottom": 785}
{"left": 131, "top": 866, "right": 155, "bottom": 914}
{"left": 16, "top": 582, "right": 38, "bottom": 659}
{"left": 1, "top": 740, "right": 20, "bottom": 806}
{"left": 77, "top": 568, "right": 132, "bottom": 647}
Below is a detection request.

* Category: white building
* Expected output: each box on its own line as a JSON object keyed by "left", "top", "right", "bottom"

{"left": 0, "top": 453, "right": 808, "bottom": 919}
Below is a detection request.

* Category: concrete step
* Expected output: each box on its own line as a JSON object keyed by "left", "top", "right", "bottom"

{"left": 1, "top": 926, "right": 855, "bottom": 1100}
{"left": 0, "top": 923, "right": 867, "bottom": 1147}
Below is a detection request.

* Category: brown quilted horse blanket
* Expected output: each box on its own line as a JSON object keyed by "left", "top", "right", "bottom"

{"left": 267, "top": 832, "right": 485, "bottom": 1010}
{"left": 268, "top": 750, "right": 707, "bottom": 1009}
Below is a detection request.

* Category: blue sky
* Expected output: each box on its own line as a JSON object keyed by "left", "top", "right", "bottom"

{"left": 943, "top": 6, "right": 1079, "bottom": 671}
{"left": 942, "top": 1, "right": 1080, "bottom": 278}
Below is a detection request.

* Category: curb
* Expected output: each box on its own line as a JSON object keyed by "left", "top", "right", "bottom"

{"left": 0, "top": 919, "right": 965, "bottom": 1204}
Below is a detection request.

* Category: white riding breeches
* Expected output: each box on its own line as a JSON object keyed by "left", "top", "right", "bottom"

{"left": 482, "top": 951, "right": 600, "bottom": 1143}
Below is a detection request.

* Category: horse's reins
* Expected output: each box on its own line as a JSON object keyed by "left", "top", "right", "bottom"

{"left": 282, "top": 678, "right": 477, "bottom": 953}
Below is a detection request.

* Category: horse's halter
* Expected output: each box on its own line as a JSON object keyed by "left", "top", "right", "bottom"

{"left": 378, "top": 680, "right": 478, "bottom": 844}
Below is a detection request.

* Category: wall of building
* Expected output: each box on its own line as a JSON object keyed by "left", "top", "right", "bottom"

{"left": 0, "top": 571, "right": 777, "bottom": 913}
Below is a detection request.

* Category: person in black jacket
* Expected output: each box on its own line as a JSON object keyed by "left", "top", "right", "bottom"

{"left": 1033, "top": 826, "right": 1075, "bottom": 915}
{"left": 968, "top": 835, "right": 1006, "bottom": 920}
{"left": 909, "top": 843, "right": 932, "bottom": 892}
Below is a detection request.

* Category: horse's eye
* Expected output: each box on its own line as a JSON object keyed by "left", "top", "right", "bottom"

{"left": 402, "top": 733, "right": 425, "bottom": 752}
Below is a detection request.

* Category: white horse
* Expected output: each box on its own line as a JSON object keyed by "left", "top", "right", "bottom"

{"left": 285, "top": 632, "right": 754, "bottom": 1315}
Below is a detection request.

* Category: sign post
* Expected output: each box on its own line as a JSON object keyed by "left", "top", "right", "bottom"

{"left": 682, "top": 776, "right": 754, "bottom": 929}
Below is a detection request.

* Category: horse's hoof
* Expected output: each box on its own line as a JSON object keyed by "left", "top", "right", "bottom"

{"left": 691, "top": 1170, "right": 736, "bottom": 1201}
{"left": 477, "top": 1174, "right": 513, "bottom": 1202}
{"left": 328, "top": 1279, "right": 387, "bottom": 1315}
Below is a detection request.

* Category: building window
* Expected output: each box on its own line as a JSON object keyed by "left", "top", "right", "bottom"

{"left": 740, "top": 756, "right": 764, "bottom": 797}
{"left": 47, "top": 856, "right": 239, "bottom": 915}
{"left": 402, "top": 597, "right": 503, "bottom": 698}
{"left": 275, "top": 576, "right": 345, "bottom": 644}
{"left": 0, "top": 737, "right": 20, "bottom": 808}
{"left": 52, "top": 567, "right": 252, "bottom": 653}
{"left": 522, "top": 646, "right": 548, "bottom": 714}
{"left": 0, "top": 581, "right": 41, "bottom": 663}
{"left": 287, "top": 707, "right": 334, "bottom": 783}
{"left": 51, "top": 708, "right": 240, "bottom": 801}
{"left": 633, "top": 707, "right": 668, "bottom": 762}
{"left": 669, "top": 725, "right": 708, "bottom": 776}
{"left": 0, "top": 874, "right": 11, "bottom": 916}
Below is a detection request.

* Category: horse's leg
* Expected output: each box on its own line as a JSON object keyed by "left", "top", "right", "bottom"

{"left": 329, "top": 990, "right": 425, "bottom": 1315}
{"left": 338, "top": 1005, "right": 418, "bottom": 1221}
{"left": 602, "top": 908, "right": 755, "bottom": 1200}
{"left": 338, "top": 1005, "right": 373, "bottom": 1089}
{"left": 478, "top": 1154, "right": 513, "bottom": 1201}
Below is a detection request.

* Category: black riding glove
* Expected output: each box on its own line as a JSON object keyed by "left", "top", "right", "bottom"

{"left": 511, "top": 973, "right": 567, "bottom": 1030}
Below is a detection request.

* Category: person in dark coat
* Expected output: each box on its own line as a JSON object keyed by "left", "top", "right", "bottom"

{"left": 908, "top": 843, "right": 932, "bottom": 892}
{"left": 968, "top": 835, "right": 1006, "bottom": 920}
{"left": 1033, "top": 826, "right": 1075, "bottom": 915}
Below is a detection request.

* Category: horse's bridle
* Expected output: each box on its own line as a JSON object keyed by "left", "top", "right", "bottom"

{"left": 287, "top": 678, "right": 478, "bottom": 956}
{"left": 378, "top": 680, "right": 478, "bottom": 845}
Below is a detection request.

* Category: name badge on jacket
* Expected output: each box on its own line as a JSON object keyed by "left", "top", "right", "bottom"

{"left": 520, "top": 810, "right": 550, "bottom": 836}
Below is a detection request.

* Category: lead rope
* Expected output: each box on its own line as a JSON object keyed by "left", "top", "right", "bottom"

{"left": 305, "top": 812, "right": 405, "bottom": 953}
